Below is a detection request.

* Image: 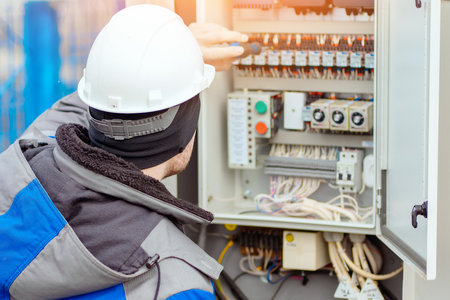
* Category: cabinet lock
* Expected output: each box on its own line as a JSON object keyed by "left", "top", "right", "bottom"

{"left": 411, "top": 201, "right": 428, "bottom": 228}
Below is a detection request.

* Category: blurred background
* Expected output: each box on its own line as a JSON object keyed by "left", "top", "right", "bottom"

{"left": 0, "top": 0, "right": 194, "bottom": 152}
{"left": 0, "top": 0, "right": 124, "bottom": 152}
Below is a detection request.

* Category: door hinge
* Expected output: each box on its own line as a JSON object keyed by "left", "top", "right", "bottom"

{"left": 376, "top": 188, "right": 382, "bottom": 216}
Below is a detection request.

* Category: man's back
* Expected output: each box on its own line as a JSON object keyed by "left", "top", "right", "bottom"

{"left": 0, "top": 123, "right": 221, "bottom": 299}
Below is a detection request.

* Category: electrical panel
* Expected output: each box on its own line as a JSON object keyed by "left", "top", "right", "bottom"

{"left": 203, "top": 1, "right": 376, "bottom": 234}
{"left": 199, "top": 0, "right": 442, "bottom": 279}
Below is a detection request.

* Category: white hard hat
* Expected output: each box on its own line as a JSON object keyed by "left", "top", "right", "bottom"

{"left": 78, "top": 5, "right": 215, "bottom": 113}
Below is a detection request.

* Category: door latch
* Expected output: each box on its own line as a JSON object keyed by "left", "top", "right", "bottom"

{"left": 411, "top": 201, "right": 428, "bottom": 228}
{"left": 415, "top": 0, "right": 422, "bottom": 8}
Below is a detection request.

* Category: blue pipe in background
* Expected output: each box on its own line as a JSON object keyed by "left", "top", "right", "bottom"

{"left": 23, "top": 1, "right": 62, "bottom": 128}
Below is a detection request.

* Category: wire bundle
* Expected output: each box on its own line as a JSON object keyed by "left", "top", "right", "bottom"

{"left": 268, "top": 144, "right": 338, "bottom": 159}
{"left": 327, "top": 236, "right": 403, "bottom": 294}
{"left": 256, "top": 144, "right": 373, "bottom": 223}
{"left": 235, "top": 66, "right": 374, "bottom": 81}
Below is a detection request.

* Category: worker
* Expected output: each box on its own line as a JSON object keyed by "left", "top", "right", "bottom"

{"left": 0, "top": 5, "right": 246, "bottom": 300}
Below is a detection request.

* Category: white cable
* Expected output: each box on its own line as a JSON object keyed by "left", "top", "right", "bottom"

{"left": 239, "top": 256, "right": 266, "bottom": 275}
{"left": 330, "top": 242, "right": 359, "bottom": 291}
{"left": 336, "top": 242, "right": 403, "bottom": 281}
{"left": 260, "top": 145, "right": 373, "bottom": 222}
{"left": 358, "top": 173, "right": 366, "bottom": 195}
{"left": 239, "top": 247, "right": 267, "bottom": 276}
{"left": 329, "top": 242, "right": 344, "bottom": 281}
{"left": 356, "top": 242, "right": 371, "bottom": 274}
{"left": 352, "top": 245, "right": 366, "bottom": 288}
{"left": 362, "top": 242, "right": 379, "bottom": 274}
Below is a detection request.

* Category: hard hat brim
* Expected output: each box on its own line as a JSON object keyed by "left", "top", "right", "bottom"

{"left": 204, "top": 64, "right": 216, "bottom": 88}
{"left": 78, "top": 64, "right": 216, "bottom": 113}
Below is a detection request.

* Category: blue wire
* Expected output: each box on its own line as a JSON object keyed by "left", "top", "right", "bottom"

{"left": 256, "top": 202, "right": 282, "bottom": 214}
{"left": 267, "top": 254, "right": 290, "bottom": 285}
{"left": 267, "top": 264, "right": 290, "bottom": 284}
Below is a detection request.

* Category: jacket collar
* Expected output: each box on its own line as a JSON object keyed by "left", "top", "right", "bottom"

{"left": 53, "top": 123, "right": 213, "bottom": 224}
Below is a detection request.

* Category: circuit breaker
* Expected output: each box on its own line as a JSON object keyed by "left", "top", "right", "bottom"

{"left": 336, "top": 149, "right": 363, "bottom": 193}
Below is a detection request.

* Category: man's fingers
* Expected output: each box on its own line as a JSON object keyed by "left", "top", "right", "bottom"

{"left": 190, "top": 22, "right": 248, "bottom": 45}
{"left": 189, "top": 23, "right": 248, "bottom": 70}
{"left": 189, "top": 22, "right": 224, "bottom": 33}
{"left": 202, "top": 46, "right": 244, "bottom": 61}
{"left": 212, "top": 59, "right": 237, "bottom": 71}
{"left": 201, "top": 30, "right": 248, "bottom": 45}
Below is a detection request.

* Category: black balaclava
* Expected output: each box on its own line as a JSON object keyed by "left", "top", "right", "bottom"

{"left": 88, "top": 95, "right": 200, "bottom": 169}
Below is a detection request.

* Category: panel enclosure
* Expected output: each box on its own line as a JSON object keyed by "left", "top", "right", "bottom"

{"left": 197, "top": 0, "right": 440, "bottom": 282}
{"left": 375, "top": 0, "right": 440, "bottom": 279}
{"left": 198, "top": 0, "right": 377, "bottom": 235}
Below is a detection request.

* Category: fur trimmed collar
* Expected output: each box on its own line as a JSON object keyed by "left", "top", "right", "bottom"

{"left": 55, "top": 123, "right": 213, "bottom": 223}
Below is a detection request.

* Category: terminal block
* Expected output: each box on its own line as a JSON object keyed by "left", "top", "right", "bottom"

{"left": 233, "top": 33, "right": 375, "bottom": 80}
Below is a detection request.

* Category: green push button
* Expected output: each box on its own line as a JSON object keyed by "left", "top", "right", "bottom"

{"left": 255, "top": 101, "right": 267, "bottom": 114}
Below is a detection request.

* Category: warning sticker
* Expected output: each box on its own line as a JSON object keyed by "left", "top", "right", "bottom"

{"left": 334, "top": 277, "right": 359, "bottom": 299}
{"left": 357, "top": 279, "right": 384, "bottom": 300}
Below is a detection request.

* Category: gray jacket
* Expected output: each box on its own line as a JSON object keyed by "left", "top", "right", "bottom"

{"left": 0, "top": 93, "right": 222, "bottom": 300}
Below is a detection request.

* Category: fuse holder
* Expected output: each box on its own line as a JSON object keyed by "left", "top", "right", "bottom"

{"left": 255, "top": 122, "right": 268, "bottom": 135}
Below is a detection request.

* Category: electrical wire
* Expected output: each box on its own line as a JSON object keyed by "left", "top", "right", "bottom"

{"left": 220, "top": 269, "right": 249, "bottom": 300}
{"left": 336, "top": 241, "right": 403, "bottom": 280}
{"left": 352, "top": 245, "right": 366, "bottom": 288}
{"left": 363, "top": 242, "right": 379, "bottom": 274}
{"left": 268, "top": 275, "right": 307, "bottom": 300}
{"left": 356, "top": 242, "right": 371, "bottom": 274}
{"left": 214, "top": 285, "right": 227, "bottom": 300}
{"left": 329, "top": 242, "right": 357, "bottom": 291}
{"left": 233, "top": 272, "right": 247, "bottom": 282}
{"left": 328, "top": 242, "right": 345, "bottom": 281}
{"left": 216, "top": 240, "right": 234, "bottom": 300}
{"left": 266, "top": 263, "right": 287, "bottom": 284}
{"left": 239, "top": 247, "right": 267, "bottom": 276}
{"left": 219, "top": 240, "right": 234, "bottom": 264}
{"left": 255, "top": 145, "right": 373, "bottom": 223}
{"left": 269, "top": 276, "right": 291, "bottom": 300}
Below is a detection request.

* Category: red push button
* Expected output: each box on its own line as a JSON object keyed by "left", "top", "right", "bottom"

{"left": 255, "top": 122, "right": 268, "bottom": 135}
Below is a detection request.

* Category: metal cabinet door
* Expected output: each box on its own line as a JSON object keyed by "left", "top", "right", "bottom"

{"left": 376, "top": 0, "right": 440, "bottom": 279}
